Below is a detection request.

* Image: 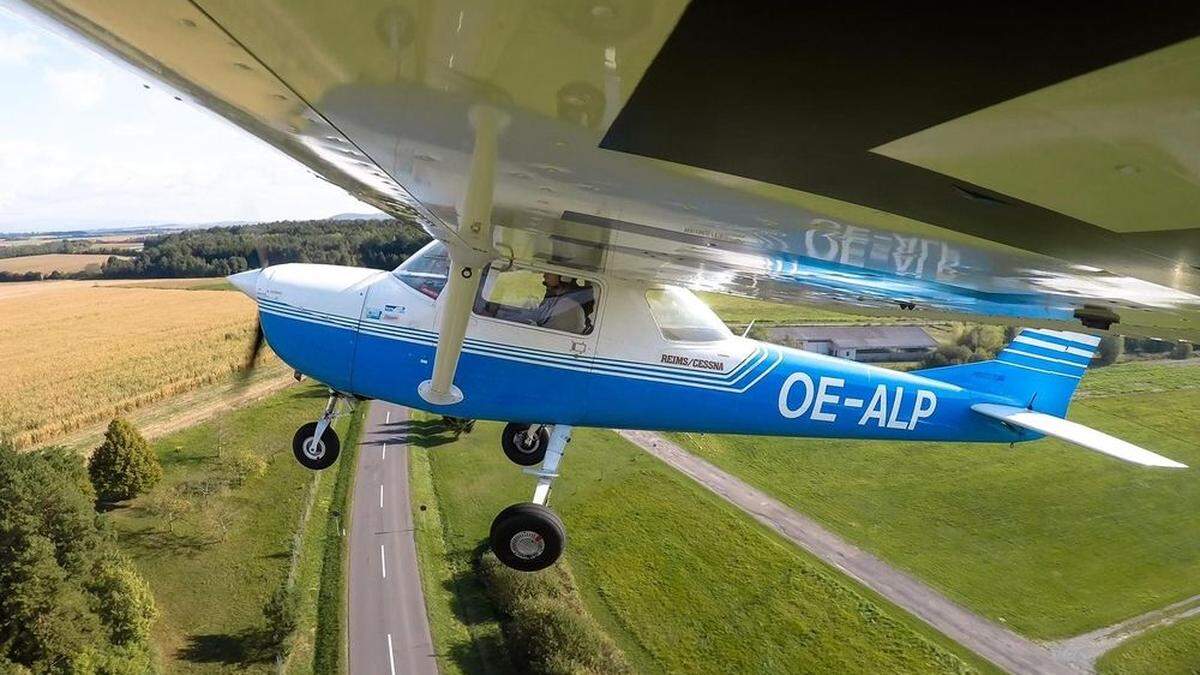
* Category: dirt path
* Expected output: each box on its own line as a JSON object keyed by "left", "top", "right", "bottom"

{"left": 1048, "top": 593, "right": 1200, "bottom": 671}
{"left": 49, "top": 367, "right": 295, "bottom": 452}
{"left": 616, "top": 429, "right": 1073, "bottom": 675}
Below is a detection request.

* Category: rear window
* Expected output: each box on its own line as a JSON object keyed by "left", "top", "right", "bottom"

{"left": 645, "top": 287, "right": 731, "bottom": 342}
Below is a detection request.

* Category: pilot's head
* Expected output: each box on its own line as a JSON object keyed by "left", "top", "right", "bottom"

{"left": 542, "top": 273, "right": 573, "bottom": 294}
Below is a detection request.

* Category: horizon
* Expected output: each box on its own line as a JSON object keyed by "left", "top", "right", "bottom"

{"left": 0, "top": 5, "right": 382, "bottom": 233}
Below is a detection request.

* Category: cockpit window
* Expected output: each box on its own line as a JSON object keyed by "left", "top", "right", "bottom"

{"left": 474, "top": 266, "right": 598, "bottom": 335}
{"left": 645, "top": 287, "right": 731, "bottom": 342}
{"left": 393, "top": 241, "right": 449, "bottom": 300}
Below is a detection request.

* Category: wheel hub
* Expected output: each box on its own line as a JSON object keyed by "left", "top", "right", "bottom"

{"left": 509, "top": 530, "right": 545, "bottom": 560}
{"left": 303, "top": 437, "right": 325, "bottom": 460}
{"left": 516, "top": 431, "right": 538, "bottom": 453}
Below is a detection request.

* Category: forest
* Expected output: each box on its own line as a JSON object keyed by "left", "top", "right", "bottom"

{"left": 99, "top": 217, "right": 431, "bottom": 279}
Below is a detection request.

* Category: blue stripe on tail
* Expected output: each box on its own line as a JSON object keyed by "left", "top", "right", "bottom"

{"left": 914, "top": 329, "right": 1099, "bottom": 417}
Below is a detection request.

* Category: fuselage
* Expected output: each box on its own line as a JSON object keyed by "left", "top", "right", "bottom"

{"left": 233, "top": 251, "right": 1031, "bottom": 446}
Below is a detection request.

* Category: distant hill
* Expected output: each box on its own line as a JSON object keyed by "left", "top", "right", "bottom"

{"left": 325, "top": 212, "right": 390, "bottom": 221}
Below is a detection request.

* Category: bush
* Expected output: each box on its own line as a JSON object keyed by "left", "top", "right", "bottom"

{"left": 88, "top": 418, "right": 162, "bottom": 502}
{"left": 479, "top": 552, "right": 631, "bottom": 675}
{"left": 1095, "top": 335, "right": 1124, "bottom": 367}
{"left": 221, "top": 450, "right": 267, "bottom": 488}
{"left": 1171, "top": 342, "right": 1194, "bottom": 360}
{"left": 263, "top": 581, "right": 299, "bottom": 656}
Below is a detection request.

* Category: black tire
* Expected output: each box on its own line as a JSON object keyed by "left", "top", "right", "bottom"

{"left": 501, "top": 423, "right": 549, "bottom": 466}
{"left": 489, "top": 502, "right": 566, "bottom": 572}
{"left": 292, "top": 421, "right": 340, "bottom": 470}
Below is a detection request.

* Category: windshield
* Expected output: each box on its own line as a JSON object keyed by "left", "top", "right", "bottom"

{"left": 393, "top": 241, "right": 449, "bottom": 299}
{"left": 645, "top": 287, "right": 732, "bottom": 342}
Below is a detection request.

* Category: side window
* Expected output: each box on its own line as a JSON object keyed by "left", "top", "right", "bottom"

{"left": 645, "top": 287, "right": 731, "bottom": 342}
{"left": 473, "top": 267, "right": 599, "bottom": 335}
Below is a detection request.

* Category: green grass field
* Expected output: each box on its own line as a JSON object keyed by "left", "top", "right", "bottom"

{"left": 697, "top": 291, "right": 874, "bottom": 324}
{"left": 668, "top": 361, "right": 1200, "bottom": 640}
{"left": 1098, "top": 612, "right": 1200, "bottom": 674}
{"left": 108, "top": 384, "right": 347, "bottom": 672}
{"left": 411, "top": 418, "right": 995, "bottom": 674}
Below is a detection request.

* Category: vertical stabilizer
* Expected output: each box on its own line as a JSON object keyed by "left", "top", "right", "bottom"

{"left": 915, "top": 329, "right": 1100, "bottom": 417}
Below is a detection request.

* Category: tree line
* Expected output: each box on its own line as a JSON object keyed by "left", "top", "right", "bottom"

{"left": 99, "top": 217, "right": 430, "bottom": 279}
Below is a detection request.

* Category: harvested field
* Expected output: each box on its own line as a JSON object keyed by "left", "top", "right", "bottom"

{"left": 0, "top": 252, "right": 124, "bottom": 274}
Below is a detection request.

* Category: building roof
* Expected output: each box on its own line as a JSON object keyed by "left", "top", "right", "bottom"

{"left": 770, "top": 325, "right": 937, "bottom": 350}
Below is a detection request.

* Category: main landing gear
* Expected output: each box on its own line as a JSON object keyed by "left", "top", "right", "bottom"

{"left": 490, "top": 424, "right": 571, "bottom": 572}
{"left": 292, "top": 391, "right": 351, "bottom": 470}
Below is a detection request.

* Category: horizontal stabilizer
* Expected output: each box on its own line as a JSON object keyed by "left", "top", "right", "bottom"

{"left": 971, "top": 404, "right": 1187, "bottom": 469}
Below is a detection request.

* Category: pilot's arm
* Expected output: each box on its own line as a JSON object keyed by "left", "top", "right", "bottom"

{"left": 537, "top": 295, "right": 586, "bottom": 333}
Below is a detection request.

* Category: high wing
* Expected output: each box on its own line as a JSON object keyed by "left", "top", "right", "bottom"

{"left": 15, "top": 1, "right": 1200, "bottom": 340}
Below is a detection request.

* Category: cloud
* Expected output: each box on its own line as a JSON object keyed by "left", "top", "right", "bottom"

{"left": 0, "top": 29, "right": 43, "bottom": 65}
{"left": 44, "top": 66, "right": 106, "bottom": 110}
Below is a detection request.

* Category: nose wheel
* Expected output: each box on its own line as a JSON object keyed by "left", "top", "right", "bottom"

{"left": 490, "top": 424, "right": 572, "bottom": 571}
{"left": 501, "top": 423, "right": 549, "bottom": 466}
{"left": 292, "top": 391, "right": 350, "bottom": 470}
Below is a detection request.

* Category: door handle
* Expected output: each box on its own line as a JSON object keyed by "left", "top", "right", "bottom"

{"left": 570, "top": 340, "right": 587, "bottom": 355}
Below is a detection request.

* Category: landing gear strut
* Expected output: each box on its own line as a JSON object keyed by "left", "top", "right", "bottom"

{"left": 292, "top": 391, "right": 350, "bottom": 470}
{"left": 490, "top": 424, "right": 571, "bottom": 571}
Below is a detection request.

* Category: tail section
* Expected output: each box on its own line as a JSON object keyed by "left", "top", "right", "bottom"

{"left": 916, "top": 328, "right": 1099, "bottom": 417}
{"left": 918, "top": 329, "right": 1187, "bottom": 469}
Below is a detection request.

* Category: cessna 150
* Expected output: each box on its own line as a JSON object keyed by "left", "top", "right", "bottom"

{"left": 15, "top": 0, "right": 1200, "bottom": 570}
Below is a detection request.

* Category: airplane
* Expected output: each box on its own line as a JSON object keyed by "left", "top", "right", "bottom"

{"left": 13, "top": 1, "right": 1200, "bottom": 571}
{"left": 225, "top": 245, "right": 1186, "bottom": 571}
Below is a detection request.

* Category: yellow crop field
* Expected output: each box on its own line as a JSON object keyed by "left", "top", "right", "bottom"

{"left": 0, "top": 281, "right": 272, "bottom": 448}
{"left": 0, "top": 253, "right": 124, "bottom": 274}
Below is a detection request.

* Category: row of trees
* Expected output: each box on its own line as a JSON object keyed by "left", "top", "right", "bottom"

{"left": 0, "top": 428, "right": 158, "bottom": 672}
{"left": 920, "top": 324, "right": 1193, "bottom": 369}
{"left": 100, "top": 217, "right": 429, "bottom": 279}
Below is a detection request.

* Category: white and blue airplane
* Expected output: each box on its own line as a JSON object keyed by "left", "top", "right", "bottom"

{"left": 17, "top": 0, "right": 1200, "bottom": 572}
{"left": 227, "top": 244, "right": 1186, "bottom": 570}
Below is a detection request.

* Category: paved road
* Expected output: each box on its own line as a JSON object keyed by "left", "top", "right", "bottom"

{"left": 617, "top": 429, "right": 1074, "bottom": 675}
{"left": 348, "top": 403, "right": 437, "bottom": 675}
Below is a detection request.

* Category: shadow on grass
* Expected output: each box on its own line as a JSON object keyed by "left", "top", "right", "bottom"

{"left": 178, "top": 627, "right": 275, "bottom": 665}
{"left": 118, "top": 525, "right": 211, "bottom": 557}
{"left": 436, "top": 540, "right": 513, "bottom": 674}
{"left": 362, "top": 419, "right": 460, "bottom": 449}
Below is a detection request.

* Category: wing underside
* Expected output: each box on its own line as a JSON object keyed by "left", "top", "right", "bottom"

{"left": 13, "top": 1, "right": 1200, "bottom": 340}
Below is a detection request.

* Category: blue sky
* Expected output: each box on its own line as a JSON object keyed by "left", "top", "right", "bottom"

{"left": 0, "top": 5, "right": 379, "bottom": 233}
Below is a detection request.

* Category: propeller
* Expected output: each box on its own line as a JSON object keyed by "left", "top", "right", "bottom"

{"left": 235, "top": 245, "right": 271, "bottom": 385}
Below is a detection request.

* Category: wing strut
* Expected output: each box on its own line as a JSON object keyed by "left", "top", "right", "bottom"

{"left": 418, "top": 105, "right": 508, "bottom": 405}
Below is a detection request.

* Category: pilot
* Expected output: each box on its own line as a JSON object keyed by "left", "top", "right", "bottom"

{"left": 533, "top": 273, "right": 586, "bottom": 333}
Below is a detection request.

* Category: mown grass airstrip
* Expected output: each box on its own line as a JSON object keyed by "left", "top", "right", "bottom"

{"left": 669, "top": 361, "right": 1200, "bottom": 640}
{"left": 410, "top": 418, "right": 992, "bottom": 674}
{"left": 0, "top": 280, "right": 265, "bottom": 447}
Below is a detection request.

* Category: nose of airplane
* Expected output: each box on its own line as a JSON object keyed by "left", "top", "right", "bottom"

{"left": 227, "top": 268, "right": 261, "bottom": 299}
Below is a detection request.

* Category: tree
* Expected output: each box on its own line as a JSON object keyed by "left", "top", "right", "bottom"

{"left": 1171, "top": 341, "right": 1194, "bottom": 360}
{"left": 87, "top": 553, "right": 157, "bottom": 646}
{"left": 1095, "top": 335, "right": 1124, "bottom": 367}
{"left": 88, "top": 418, "right": 162, "bottom": 502}
{"left": 0, "top": 440, "right": 157, "bottom": 671}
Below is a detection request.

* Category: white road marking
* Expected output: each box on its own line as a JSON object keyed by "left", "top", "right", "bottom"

{"left": 380, "top": 544, "right": 387, "bottom": 579}
{"left": 379, "top": 484, "right": 384, "bottom": 509}
{"left": 386, "top": 410, "right": 391, "bottom": 424}
{"left": 382, "top": 443, "right": 387, "bottom": 460}
{"left": 386, "top": 633, "right": 396, "bottom": 675}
